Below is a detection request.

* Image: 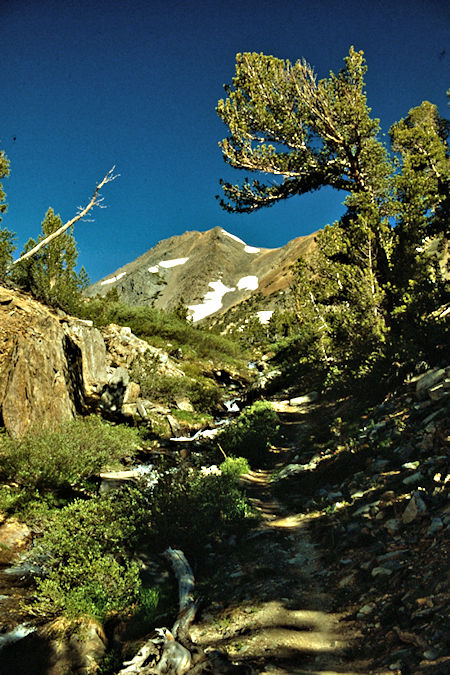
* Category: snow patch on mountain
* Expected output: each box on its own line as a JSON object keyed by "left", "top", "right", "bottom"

{"left": 222, "top": 229, "right": 260, "bottom": 254}
{"left": 237, "top": 275, "right": 259, "bottom": 291}
{"left": 100, "top": 272, "right": 126, "bottom": 286}
{"left": 221, "top": 229, "right": 246, "bottom": 245}
{"left": 148, "top": 258, "right": 189, "bottom": 273}
{"left": 188, "top": 280, "right": 235, "bottom": 322}
{"left": 158, "top": 257, "right": 189, "bottom": 268}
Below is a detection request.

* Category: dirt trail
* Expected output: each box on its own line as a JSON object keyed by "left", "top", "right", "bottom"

{"left": 190, "top": 408, "right": 365, "bottom": 674}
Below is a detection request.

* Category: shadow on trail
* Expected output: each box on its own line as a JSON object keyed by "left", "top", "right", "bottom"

{"left": 191, "top": 410, "right": 365, "bottom": 674}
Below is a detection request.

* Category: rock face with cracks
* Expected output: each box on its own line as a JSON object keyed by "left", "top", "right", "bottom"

{"left": 0, "top": 286, "right": 182, "bottom": 437}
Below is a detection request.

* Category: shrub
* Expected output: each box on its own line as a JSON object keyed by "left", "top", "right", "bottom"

{"left": 130, "top": 353, "right": 222, "bottom": 413}
{"left": 149, "top": 466, "right": 255, "bottom": 554}
{"left": 80, "top": 300, "right": 242, "bottom": 361}
{"left": 0, "top": 416, "right": 140, "bottom": 492}
{"left": 217, "top": 401, "right": 279, "bottom": 467}
{"left": 30, "top": 489, "right": 150, "bottom": 621}
{"left": 219, "top": 456, "right": 250, "bottom": 478}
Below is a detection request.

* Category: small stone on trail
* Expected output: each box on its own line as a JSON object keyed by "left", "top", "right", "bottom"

{"left": 402, "top": 492, "right": 427, "bottom": 524}
{"left": 423, "top": 648, "right": 439, "bottom": 660}
{"left": 289, "top": 391, "right": 319, "bottom": 406}
{"left": 371, "top": 566, "right": 393, "bottom": 577}
{"left": 426, "top": 517, "right": 443, "bottom": 537}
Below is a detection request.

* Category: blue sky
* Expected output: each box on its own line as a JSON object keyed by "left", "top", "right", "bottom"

{"left": 2, "top": 0, "right": 449, "bottom": 282}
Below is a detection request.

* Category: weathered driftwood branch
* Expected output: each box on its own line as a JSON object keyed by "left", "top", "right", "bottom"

{"left": 12, "top": 167, "right": 119, "bottom": 265}
{"left": 118, "top": 548, "right": 200, "bottom": 675}
{"left": 163, "top": 547, "right": 197, "bottom": 639}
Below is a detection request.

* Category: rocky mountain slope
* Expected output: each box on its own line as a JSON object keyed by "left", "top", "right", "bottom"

{"left": 86, "top": 227, "right": 317, "bottom": 323}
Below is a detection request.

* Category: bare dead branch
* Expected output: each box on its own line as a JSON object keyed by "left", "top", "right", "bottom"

{"left": 12, "top": 167, "right": 119, "bottom": 266}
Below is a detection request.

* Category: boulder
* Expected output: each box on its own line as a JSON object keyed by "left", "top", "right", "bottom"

{"left": 101, "top": 323, "right": 184, "bottom": 377}
{"left": 174, "top": 396, "right": 195, "bottom": 412}
{"left": 0, "top": 518, "right": 31, "bottom": 564}
{"left": 0, "top": 286, "right": 77, "bottom": 437}
{"left": 0, "top": 286, "right": 187, "bottom": 436}
{"left": 63, "top": 321, "right": 108, "bottom": 403}
{"left": 100, "top": 367, "right": 130, "bottom": 413}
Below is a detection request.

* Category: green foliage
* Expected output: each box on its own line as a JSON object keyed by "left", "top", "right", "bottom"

{"left": 0, "top": 148, "right": 9, "bottom": 222}
{"left": 219, "top": 455, "right": 250, "bottom": 478}
{"left": 388, "top": 101, "right": 449, "bottom": 334}
{"left": 134, "top": 585, "right": 160, "bottom": 629}
{"left": 12, "top": 208, "right": 89, "bottom": 313}
{"left": 0, "top": 150, "right": 15, "bottom": 279}
{"left": 0, "top": 416, "right": 140, "bottom": 493}
{"left": 217, "top": 47, "right": 389, "bottom": 214}
{"left": 217, "top": 47, "right": 449, "bottom": 383}
{"left": 36, "top": 555, "right": 141, "bottom": 621}
{"left": 130, "top": 353, "right": 222, "bottom": 413}
{"left": 0, "top": 227, "right": 16, "bottom": 280}
{"left": 80, "top": 299, "right": 242, "bottom": 362}
{"left": 149, "top": 465, "right": 255, "bottom": 554}
{"left": 30, "top": 489, "right": 150, "bottom": 621}
{"left": 217, "top": 401, "right": 279, "bottom": 467}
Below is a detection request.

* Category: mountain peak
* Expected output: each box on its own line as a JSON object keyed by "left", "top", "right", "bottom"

{"left": 86, "top": 227, "right": 317, "bottom": 323}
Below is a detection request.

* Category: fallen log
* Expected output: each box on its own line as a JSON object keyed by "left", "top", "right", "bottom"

{"left": 118, "top": 548, "right": 202, "bottom": 675}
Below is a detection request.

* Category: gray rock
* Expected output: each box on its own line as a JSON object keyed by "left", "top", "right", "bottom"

{"left": 402, "top": 471, "right": 423, "bottom": 486}
{"left": 384, "top": 518, "right": 401, "bottom": 534}
{"left": 99, "top": 469, "right": 140, "bottom": 494}
{"left": 371, "top": 566, "right": 393, "bottom": 577}
{"left": 426, "top": 517, "right": 443, "bottom": 537}
{"left": 0, "top": 288, "right": 82, "bottom": 437}
{"left": 175, "top": 396, "right": 195, "bottom": 412}
{"left": 428, "top": 383, "right": 448, "bottom": 400}
{"left": 275, "top": 464, "right": 305, "bottom": 480}
{"left": 123, "top": 381, "right": 141, "bottom": 404}
{"left": 100, "top": 367, "right": 130, "bottom": 413}
{"left": 413, "top": 368, "right": 446, "bottom": 393}
{"left": 64, "top": 321, "right": 109, "bottom": 400}
{"left": 108, "top": 366, "right": 130, "bottom": 388}
{"left": 423, "top": 648, "right": 439, "bottom": 660}
{"left": 402, "top": 492, "right": 427, "bottom": 524}
{"left": 358, "top": 603, "right": 375, "bottom": 616}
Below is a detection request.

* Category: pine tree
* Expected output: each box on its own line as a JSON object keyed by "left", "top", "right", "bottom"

{"left": 13, "top": 207, "right": 89, "bottom": 312}
{"left": 217, "top": 47, "right": 448, "bottom": 377}
{"left": 0, "top": 149, "right": 17, "bottom": 279}
{"left": 0, "top": 149, "right": 9, "bottom": 223}
{"left": 217, "top": 47, "right": 394, "bottom": 287}
{"left": 0, "top": 228, "right": 16, "bottom": 280}
{"left": 389, "top": 102, "right": 449, "bottom": 318}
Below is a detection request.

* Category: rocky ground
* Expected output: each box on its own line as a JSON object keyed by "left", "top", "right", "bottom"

{"left": 269, "top": 366, "right": 449, "bottom": 674}
{"left": 0, "top": 363, "right": 448, "bottom": 674}
{"left": 184, "top": 365, "right": 449, "bottom": 674}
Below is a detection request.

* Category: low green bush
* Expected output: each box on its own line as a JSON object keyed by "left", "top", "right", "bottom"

{"left": 219, "top": 456, "right": 250, "bottom": 478}
{"left": 216, "top": 401, "right": 279, "bottom": 467}
{"left": 30, "top": 489, "right": 150, "bottom": 621}
{"left": 80, "top": 299, "right": 243, "bottom": 362}
{"left": 0, "top": 417, "right": 140, "bottom": 493}
{"left": 130, "top": 353, "right": 222, "bottom": 413}
{"left": 149, "top": 466, "right": 255, "bottom": 554}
